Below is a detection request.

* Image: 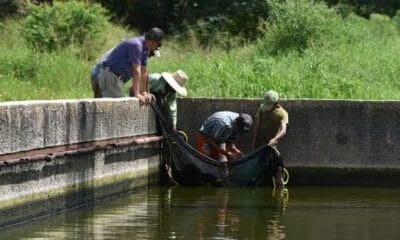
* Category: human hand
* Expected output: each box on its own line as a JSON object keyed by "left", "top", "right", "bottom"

{"left": 233, "top": 151, "right": 243, "bottom": 159}
{"left": 220, "top": 155, "right": 229, "bottom": 163}
{"left": 267, "top": 139, "right": 278, "bottom": 146}
{"left": 144, "top": 92, "right": 156, "bottom": 103}
{"left": 227, "top": 151, "right": 242, "bottom": 161}
{"left": 136, "top": 94, "right": 147, "bottom": 105}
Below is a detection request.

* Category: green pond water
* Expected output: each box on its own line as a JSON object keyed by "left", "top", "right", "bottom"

{"left": 1, "top": 186, "right": 400, "bottom": 240}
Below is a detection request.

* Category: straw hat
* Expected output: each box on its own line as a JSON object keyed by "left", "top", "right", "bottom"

{"left": 161, "top": 70, "right": 188, "bottom": 96}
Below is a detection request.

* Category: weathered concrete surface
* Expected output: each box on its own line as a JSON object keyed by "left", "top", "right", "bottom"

{"left": 0, "top": 142, "right": 160, "bottom": 228}
{"left": 0, "top": 98, "right": 161, "bottom": 228}
{"left": 0, "top": 98, "right": 156, "bottom": 155}
{"left": 1, "top": 97, "right": 400, "bottom": 227}
{"left": 177, "top": 98, "right": 400, "bottom": 186}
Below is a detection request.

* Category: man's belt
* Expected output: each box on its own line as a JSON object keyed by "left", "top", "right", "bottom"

{"left": 102, "top": 65, "right": 122, "bottom": 79}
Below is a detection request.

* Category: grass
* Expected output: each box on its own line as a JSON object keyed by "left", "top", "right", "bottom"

{"left": 1, "top": 9, "right": 400, "bottom": 102}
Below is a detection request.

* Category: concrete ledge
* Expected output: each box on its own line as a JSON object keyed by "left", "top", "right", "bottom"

{"left": 0, "top": 98, "right": 161, "bottom": 228}
{"left": 177, "top": 98, "right": 400, "bottom": 184}
{"left": 0, "top": 141, "right": 161, "bottom": 228}
{"left": 0, "top": 98, "right": 157, "bottom": 155}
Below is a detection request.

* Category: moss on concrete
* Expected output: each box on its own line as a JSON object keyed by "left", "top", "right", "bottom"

{"left": 0, "top": 169, "right": 159, "bottom": 227}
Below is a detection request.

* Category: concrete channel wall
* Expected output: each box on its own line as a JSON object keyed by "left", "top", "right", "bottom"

{"left": 0, "top": 98, "right": 161, "bottom": 228}
{"left": 177, "top": 98, "right": 400, "bottom": 187}
{"left": 0, "top": 97, "right": 399, "bottom": 227}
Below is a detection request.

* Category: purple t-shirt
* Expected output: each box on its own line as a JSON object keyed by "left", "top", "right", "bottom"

{"left": 103, "top": 36, "right": 148, "bottom": 82}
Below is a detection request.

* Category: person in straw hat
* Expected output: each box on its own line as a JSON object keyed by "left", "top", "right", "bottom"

{"left": 251, "top": 90, "right": 289, "bottom": 187}
{"left": 141, "top": 69, "right": 189, "bottom": 130}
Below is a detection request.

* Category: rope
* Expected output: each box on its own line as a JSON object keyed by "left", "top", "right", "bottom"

{"left": 272, "top": 167, "right": 290, "bottom": 189}
{"left": 164, "top": 130, "right": 189, "bottom": 186}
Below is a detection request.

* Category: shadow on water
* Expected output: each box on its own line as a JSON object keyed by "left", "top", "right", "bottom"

{"left": 1, "top": 186, "right": 400, "bottom": 240}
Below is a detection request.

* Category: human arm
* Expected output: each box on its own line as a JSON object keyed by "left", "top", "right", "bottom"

{"left": 267, "top": 119, "right": 287, "bottom": 146}
{"left": 226, "top": 143, "right": 243, "bottom": 160}
{"left": 128, "top": 40, "right": 154, "bottom": 104}
{"left": 165, "top": 93, "right": 177, "bottom": 130}
{"left": 140, "top": 67, "right": 155, "bottom": 103}
{"left": 131, "top": 63, "right": 147, "bottom": 103}
{"left": 205, "top": 136, "right": 234, "bottom": 161}
{"left": 131, "top": 64, "right": 155, "bottom": 104}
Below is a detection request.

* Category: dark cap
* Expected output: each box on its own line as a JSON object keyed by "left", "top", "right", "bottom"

{"left": 237, "top": 113, "right": 253, "bottom": 133}
{"left": 145, "top": 27, "right": 165, "bottom": 42}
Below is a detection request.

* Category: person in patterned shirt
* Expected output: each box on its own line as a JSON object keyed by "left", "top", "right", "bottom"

{"left": 196, "top": 111, "right": 253, "bottom": 162}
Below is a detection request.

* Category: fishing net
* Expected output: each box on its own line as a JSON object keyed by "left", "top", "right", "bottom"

{"left": 152, "top": 103, "right": 283, "bottom": 186}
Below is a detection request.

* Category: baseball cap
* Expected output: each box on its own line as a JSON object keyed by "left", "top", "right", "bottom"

{"left": 262, "top": 90, "right": 278, "bottom": 111}
{"left": 237, "top": 113, "right": 253, "bottom": 133}
{"left": 145, "top": 27, "right": 165, "bottom": 42}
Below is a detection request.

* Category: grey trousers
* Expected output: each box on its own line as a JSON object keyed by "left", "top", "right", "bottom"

{"left": 97, "top": 67, "right": 124, "bottom": 98}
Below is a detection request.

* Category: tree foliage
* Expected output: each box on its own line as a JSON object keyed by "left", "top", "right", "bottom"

{"left": 326, "top": 0, "right": 400, "bottom": 18}
{"left": 95, "top": 0, "right": 400, "bottom": 48}
{"left": 259, "top": 0, "right": 340, "bottom": 54}
{"left": 21, "top": 1, "right": 109, "bottom": 59}
{"left": 2, "top": 0, "right": 400, "bottom": 49}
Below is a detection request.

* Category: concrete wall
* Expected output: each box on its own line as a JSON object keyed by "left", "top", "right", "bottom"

{"left": 0, "top": 98, "right": 156, "bottom": 155}
{"left": 177, "top": 98, "right": 400, "bottom": 186}
{"left": 0, "top": 98, "right": 161, "bottom": 227}
{"left": 1, "top": 97, "right": 400, "bottom": 227}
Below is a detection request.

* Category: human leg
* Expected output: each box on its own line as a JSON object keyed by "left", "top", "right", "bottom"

{"left": 91, "top": 75, "right": 102, "bottom": 98}
{"left": 90, "top": 63, "right": 102, "bottom": 98}
{"left": 97, "top": 68, "right": 125, "bottom": 98}
{"left": 271, "top": 146, "right": 284, "bottom": 187}
{"left": 274, "top": 167, "right": 284, "bottom": 188}
{"left": 196, "top": 133, "right": 224, "bottom": 161}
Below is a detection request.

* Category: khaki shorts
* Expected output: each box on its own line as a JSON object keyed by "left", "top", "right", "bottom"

{"left": 97, "top": 67, "right": 124, "bottom": 98}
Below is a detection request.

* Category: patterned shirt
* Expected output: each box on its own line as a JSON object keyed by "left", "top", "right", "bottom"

{"left": 198, "top": 111, "right": 239, "bottom": 144}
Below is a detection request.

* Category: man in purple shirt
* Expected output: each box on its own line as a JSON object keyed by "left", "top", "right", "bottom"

{"left": 94, "top": 27, "right": 164, "bottom": 103}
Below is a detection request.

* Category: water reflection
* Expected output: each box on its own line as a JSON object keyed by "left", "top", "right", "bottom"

{"left": 268, "top": 188, "right": 289, "bottom": 240}
{"left": 1, "top": 187, "right": 400, "bottom": 240}
{"left": 159, "top": 187, "right": 290, "bottom": 240}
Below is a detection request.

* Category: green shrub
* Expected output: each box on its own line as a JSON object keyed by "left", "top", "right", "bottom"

{"left": 335, "top": 3, "right": 356, "bottom": 17}
{"left": 393, "top": 10, "right": 400, "bottom": 31}
{"left": 258, "top": 0, "right": 341, "bottom": 54}
{"left": 21, "top": 1, "right": 109, "bottom": 59}
{"left": 173, "top": 19, "right": 244, "bottom": 51}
